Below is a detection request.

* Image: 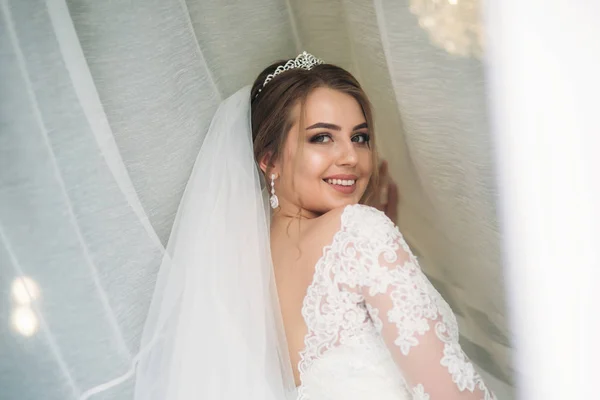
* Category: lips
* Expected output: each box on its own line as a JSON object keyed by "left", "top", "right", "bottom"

{"left": 323, "top": 175, "right": 358, "bottom": 194}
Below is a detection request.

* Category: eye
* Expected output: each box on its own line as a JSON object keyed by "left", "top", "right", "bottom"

{"left": 309, "top": 133, "right": 332, "bottom": 143}
{"left": 352, "top": 133, "right": 370, "bottom": 144}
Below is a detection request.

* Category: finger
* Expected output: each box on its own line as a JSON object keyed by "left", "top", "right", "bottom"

{"left": 380, "top": 184, "right": 388, "bottom": 206}
{"left": 387, "top": 182, "right": 399, "bottom": 206}
{"left": 386, "top": 182, "right": 399, "bottom": 223}
{"left": 379, "top": 159, "right": 388, "bottom": 177}
{"left": 378, "top": 160, "right": 389, "bottom": 204}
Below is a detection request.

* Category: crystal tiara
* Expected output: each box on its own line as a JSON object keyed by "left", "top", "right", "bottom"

{"left": 255, "top": 51, "right": 324, "bottom": 97}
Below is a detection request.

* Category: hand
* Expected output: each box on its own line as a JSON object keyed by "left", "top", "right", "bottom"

{"left": 369, "top": 160, "right": 399, "bottom": 224}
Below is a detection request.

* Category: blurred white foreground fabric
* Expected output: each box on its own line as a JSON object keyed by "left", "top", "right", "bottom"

{"left": 484, "top": 0, "right": 600, "bottom": 399}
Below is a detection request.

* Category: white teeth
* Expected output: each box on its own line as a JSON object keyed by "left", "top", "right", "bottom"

{"left": 326, "top": 179, "right": 356, "bottom": 186}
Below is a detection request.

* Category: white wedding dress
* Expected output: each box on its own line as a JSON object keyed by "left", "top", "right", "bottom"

{"left": 295, "top": 204, "right": 496, "bottom": 400}
{"left": 87, "top": 87, "right": 498, "bottom": 400}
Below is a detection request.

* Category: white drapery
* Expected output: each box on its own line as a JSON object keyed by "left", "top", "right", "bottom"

{"left": 1, "top": 0, "right": 510, "bottom": 398}
{"left": 485, "top": 1, "right": 600, "bottom": 399}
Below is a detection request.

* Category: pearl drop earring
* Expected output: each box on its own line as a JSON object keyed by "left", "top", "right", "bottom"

{"left": 269, "top": 174, "right": 279, "bottom": 209}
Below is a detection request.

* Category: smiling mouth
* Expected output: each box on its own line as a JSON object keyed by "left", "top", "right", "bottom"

{"left": 323, "top": 178, "right": 357, "bottom": 194}
{"left": 325, "top": 178, "right": 356, "bottom": 186}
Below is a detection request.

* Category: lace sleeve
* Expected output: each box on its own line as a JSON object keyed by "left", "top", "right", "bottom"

{"left": 345, "top": 206, "right": 496, "bottom": 400}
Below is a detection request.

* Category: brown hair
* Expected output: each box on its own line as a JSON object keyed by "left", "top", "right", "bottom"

{"left": 250, "top": 59, "right": 379, "bottom": 203}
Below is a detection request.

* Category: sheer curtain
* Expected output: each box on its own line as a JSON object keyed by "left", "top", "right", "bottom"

{"left": 1, "top": 0, "right": 511, "bottom": 398}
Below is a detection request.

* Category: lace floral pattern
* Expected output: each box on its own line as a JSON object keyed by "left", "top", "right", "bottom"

{"left": 298, "top": 204, "right": 496, "bottom": 400}
{"left": 298, "top": 227, "right": 374, "bottom": 377}
{"left": 413, "top": 384, "right": 431, "bottom": 400}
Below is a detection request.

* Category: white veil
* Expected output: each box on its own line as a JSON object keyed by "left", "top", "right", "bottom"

{"left": 82, "top": 86, "right": 296, "bottom": 399}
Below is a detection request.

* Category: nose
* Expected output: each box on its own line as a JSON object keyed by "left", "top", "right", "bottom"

{"left": 336, "top": 140, "right": 358, "bottom": 167}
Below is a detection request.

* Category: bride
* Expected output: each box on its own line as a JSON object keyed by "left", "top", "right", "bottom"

{"left": 98, "top": 52, "right": 496, "bottom": 400}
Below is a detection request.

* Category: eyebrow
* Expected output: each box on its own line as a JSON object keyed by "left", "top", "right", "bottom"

{"left": 306, "top": 122, "right": 368, "bottom": 131}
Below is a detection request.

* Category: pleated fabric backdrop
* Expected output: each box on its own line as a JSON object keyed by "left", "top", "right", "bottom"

{"left": 0, "top": 0, "right": 513, "bottom": 398}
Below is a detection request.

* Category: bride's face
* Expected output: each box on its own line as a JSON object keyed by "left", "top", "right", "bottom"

{"left": 275, "top": 87, "right": 373, "bottom": 216}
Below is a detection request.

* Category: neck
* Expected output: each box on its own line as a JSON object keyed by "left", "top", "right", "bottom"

{"left": 272, "top": 203, "right": 321, "bottom": 222}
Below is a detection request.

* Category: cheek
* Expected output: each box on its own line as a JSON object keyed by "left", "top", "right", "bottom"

{"left": 359, "top": 150, "right": 374, "bottom": 175}
{"left": 295, "top": 148, "right": 331, "bottom": 180}
{"left": 305, "top": 151, "right": 331, "bottom": 176}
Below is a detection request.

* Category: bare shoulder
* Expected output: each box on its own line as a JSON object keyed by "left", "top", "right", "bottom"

{"left": 302, "top": 205, "right": 349, "bottom": 248}
{"left": 315, "top": 205, "right": 350, "bottom": 228}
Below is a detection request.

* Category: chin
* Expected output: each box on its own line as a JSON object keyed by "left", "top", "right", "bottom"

{"left": 320, "top": 181, "right": 367, "bottom": 206}
{"left": 299, "top": 183, "right": 367, "bottom": 215}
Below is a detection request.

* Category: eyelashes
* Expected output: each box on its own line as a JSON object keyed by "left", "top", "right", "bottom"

{"left": 352, "top": 133, "right": 371, "bottom": 144}
{"left": 309, "top": 132, "right": 371, "bottom": 145}
{"left": 309, "top": 133, "right": 332, "bottom": 143}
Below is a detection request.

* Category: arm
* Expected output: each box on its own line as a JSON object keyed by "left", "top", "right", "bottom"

{"left": 352, "top": 211, "right": 495, "bottom": 399}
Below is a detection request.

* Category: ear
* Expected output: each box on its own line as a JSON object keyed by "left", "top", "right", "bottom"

{"left": 259, "top": 152, "right": 280, "bottom": 177}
